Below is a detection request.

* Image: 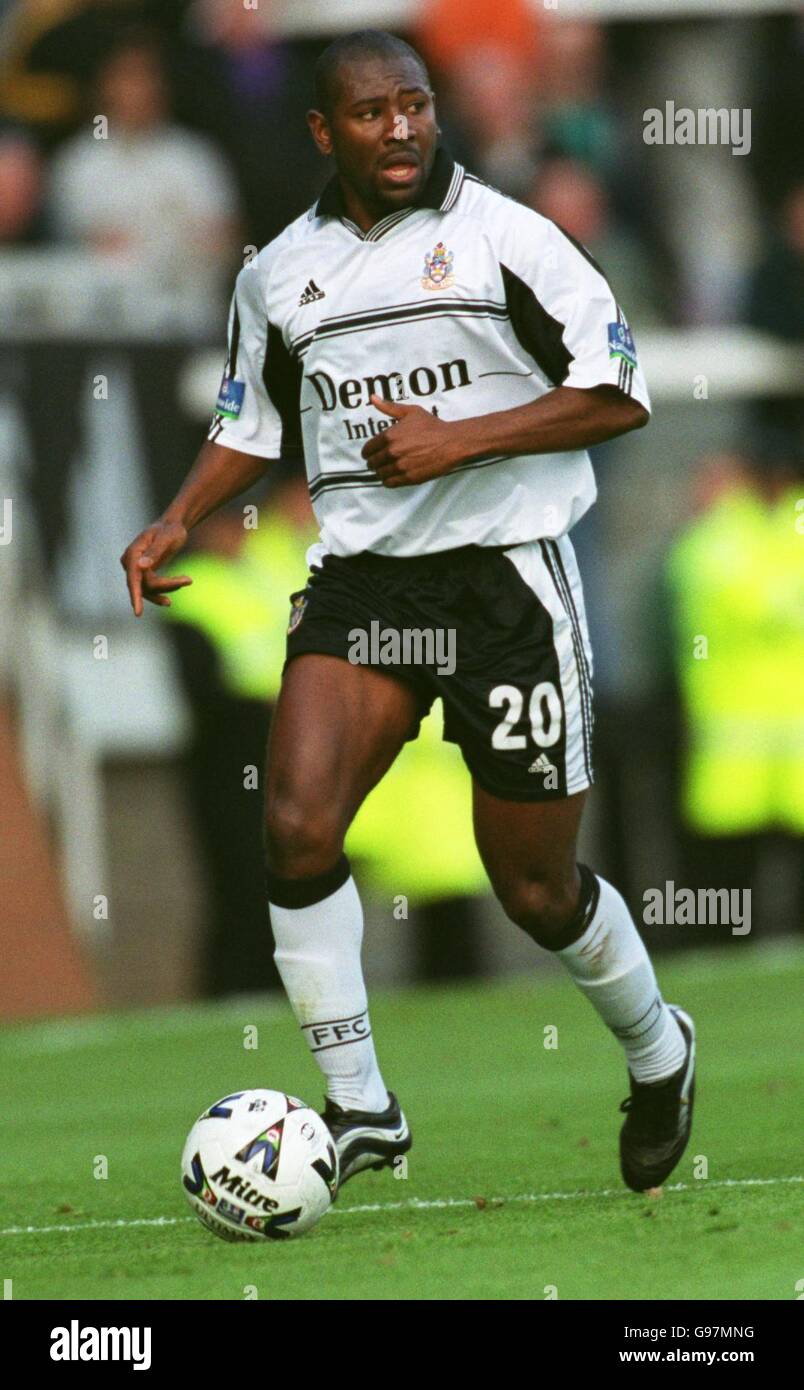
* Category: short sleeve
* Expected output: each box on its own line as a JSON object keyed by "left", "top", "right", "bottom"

{"left": 493, "top": 201, "right": 651, "bottom": 414}
{"left": 208, "top": 264, "right": 303, "bottom": 460}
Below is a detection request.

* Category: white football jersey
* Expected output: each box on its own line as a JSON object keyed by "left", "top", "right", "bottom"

{"left": 208, "top": 149, "right": 651, "bottom": 558}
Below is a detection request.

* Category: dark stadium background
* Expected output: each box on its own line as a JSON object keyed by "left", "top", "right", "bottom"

{"left": 0, "top": 0, "right": 801, "bottom": 1019}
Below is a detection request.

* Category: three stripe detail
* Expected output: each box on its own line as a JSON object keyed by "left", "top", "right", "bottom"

{"left": 540, "top": 539, "right": 594, "bottom": 783}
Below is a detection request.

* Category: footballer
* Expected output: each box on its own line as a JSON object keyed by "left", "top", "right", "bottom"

{"left": 121, "top": 31, "right": 696, "bottom": 1193}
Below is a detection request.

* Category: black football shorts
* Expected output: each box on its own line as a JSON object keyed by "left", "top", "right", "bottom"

{"left": 284, "top": 538, "right": 594, "bottom": 802}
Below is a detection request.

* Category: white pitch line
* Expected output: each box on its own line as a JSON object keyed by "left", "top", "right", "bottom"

{"left": 1, "top": 1175, "right": 801, "bottom": 1238}
{"left": 338, "top": 1175, "right": 804, "bottom": 1214}
{"left": 1, "top": 1216, "right": 193, "bottom": 1237}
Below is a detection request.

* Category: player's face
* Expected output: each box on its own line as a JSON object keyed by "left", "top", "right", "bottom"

{"left": 309, "top": 55, "right": 438, "bottom": 219}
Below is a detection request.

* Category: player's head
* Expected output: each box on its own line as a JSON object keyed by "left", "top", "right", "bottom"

{"left": 308, "top": 31, "right": 438, "bottom": 215}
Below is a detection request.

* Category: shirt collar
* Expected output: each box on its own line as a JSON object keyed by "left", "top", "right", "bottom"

{"left": 315, "top": 146, "right": 462, "bottom": 223}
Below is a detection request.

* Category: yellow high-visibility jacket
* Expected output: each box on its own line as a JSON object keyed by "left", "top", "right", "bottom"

{"left": 163, "top": 517, "right": 316, "bottom": 701}
{"left": 666, "top": 485, "right": 804, "bottom": 834}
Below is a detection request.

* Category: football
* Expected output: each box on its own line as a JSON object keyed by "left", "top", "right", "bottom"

{"left": 181, "top": 1089, "right": 339, "bottom": 1241}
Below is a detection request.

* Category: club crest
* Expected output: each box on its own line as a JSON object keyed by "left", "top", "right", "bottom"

{"left": 421, "top": 241, "right": 454, "bottom": 291}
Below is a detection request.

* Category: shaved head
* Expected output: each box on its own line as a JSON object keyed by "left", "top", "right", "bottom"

{"left": 313, "top": 30, "right": 430, "bottom": 117}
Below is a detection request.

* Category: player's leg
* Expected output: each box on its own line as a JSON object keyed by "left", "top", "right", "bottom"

{"left": 264, "top": 652, "right": 418, "bottom": 1178}
{"left": 265, "top": 650, "right": 418, "bottom": 879}
{"left": 472, "top": 786, "right": 695, "bottom": 1190}
{"left": 472, "top": 785, "right": 686, "bottom": 1074}
{"left": 432, "top": 536, "right": 694, "bottom": 1190}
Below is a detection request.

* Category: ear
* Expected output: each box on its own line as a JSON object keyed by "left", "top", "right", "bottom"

{"left": 307, "top": 109, "right": 333, "bottom": 157}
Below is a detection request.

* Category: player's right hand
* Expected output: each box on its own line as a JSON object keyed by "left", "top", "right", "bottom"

{"left": 120, "top": 520, "right": 192, "bottom": 617}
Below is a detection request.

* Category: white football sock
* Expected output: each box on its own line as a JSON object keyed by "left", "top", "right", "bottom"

{"left": 557, "top": 873, "right": 686, "bottom": 1084}
{"left": 270, "top": 874, "right": 389, "bottom": 1113}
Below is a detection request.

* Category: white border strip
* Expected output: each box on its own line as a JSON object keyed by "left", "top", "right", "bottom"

{"left": 2, "top": 1175, "right": 801, "bottom": 1237}
{"left": 272, "top": 1, "right": 800, "bottom": 37}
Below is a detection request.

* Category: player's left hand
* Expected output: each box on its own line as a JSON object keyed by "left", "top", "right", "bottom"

{"left": 361, "top": 395, "right": 463, "bottom": 486}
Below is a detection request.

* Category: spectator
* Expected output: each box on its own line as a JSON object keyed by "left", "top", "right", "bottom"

{"left": 528, "top": 155, "right": 667, "bottom": 325}
{"left": 163, "top": 470, "right": 318, "bottom": 996}
{"left": 746, "top": 180, "right": 804, "bottom": 342}
{"left": 534, "top": 19, "right": 658, "bottom": 256}
{"left": 416, "top": 0, "right": 540, "bottom": 75}
{"left": 536, "top": 20, "right": 620, "bottom": 177}
{"left": 0, "top": 1, "right": 169, "bottom": 143}
{"left": 745, "top": 13, "right": 804, "bottom": 214}
{"left": 47, "top": 30, "right": 239, "bottom": 328}
{"left": 415, "top": 0, "right": 542, "bottom": 198}
{"left": 744, "top": 181, "right": 804, "bottom": 453}
{"left": 664, "top": 450, "right": 804, "bottom": 935}
{"left": 172, "top": 0, "right": 326, "bottom": 248}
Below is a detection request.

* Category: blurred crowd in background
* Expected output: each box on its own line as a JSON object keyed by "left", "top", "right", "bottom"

{"left": 1, "top": 0, "right": 803, "bottom": 329}
{"left": 0, "top": 0, "right": 802, "bottom": 1007}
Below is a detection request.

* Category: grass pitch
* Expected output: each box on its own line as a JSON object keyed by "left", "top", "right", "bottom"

{"left": 2, "top": 942, "right": 802, "bottom": 1301}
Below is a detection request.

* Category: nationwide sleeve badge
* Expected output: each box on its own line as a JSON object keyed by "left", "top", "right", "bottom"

{"left": 607, "top": 318, "right": 638, "bottom": 369}
{"left": 215, "top": 375, "right": 246, "bottom": 419}
{"left": 421, "top": 241, "right": 455, "bottom": 291}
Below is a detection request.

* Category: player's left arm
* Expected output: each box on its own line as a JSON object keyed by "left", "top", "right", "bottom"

{"left": 363, "top": 204, "right": 650, "bottom": 488}
{"left": 362, "top": 384, "right": 647, "bottom": 486}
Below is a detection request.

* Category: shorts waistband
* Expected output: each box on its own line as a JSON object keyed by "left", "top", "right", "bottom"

{"left": 341, "top": 543, "right": 512, "bottom": 571}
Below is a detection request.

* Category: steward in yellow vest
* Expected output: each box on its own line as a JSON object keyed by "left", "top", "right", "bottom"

{"left": 666, "top": 477, "right": 804, "bottom": 837}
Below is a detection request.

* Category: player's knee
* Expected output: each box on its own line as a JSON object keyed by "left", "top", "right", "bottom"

{"left": 264, "top": 793, "right": 343, "bottom": 877}
{"left": 500, "top": 875, "right": 580, "bottom": 949}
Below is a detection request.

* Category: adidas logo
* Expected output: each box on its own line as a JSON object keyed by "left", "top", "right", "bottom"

{"left": 299, "top": 279, "right": 325, "bottom": 306}
{"left": 528, "top": 754, "right": 554, "bottom": 775}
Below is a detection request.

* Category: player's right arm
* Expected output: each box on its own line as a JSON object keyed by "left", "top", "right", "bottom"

{"left": 122, "top": 249, "right": 302, "bottom": 616}
{"left": 120, "top": 441, "right": 273, "bottom": 616}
